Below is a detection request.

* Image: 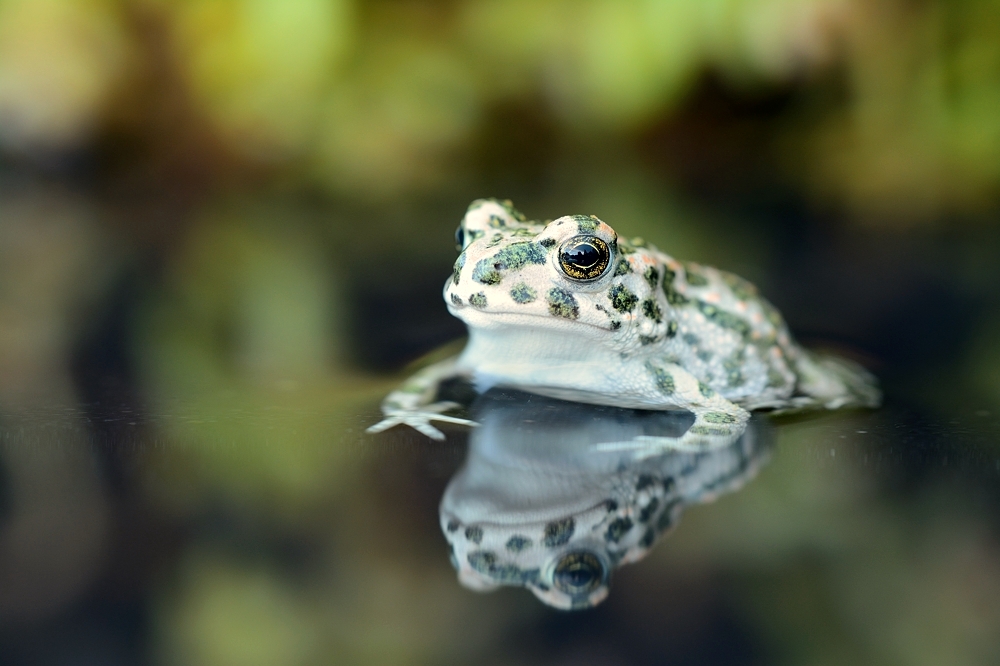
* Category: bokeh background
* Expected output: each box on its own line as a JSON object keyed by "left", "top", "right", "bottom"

{"left": 3, "top": 1, "right": 1000, "bottom": 664}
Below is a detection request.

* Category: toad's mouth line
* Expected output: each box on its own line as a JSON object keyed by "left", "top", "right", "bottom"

{"left": 447, "top": 305, "right": 630, "bottom": 334}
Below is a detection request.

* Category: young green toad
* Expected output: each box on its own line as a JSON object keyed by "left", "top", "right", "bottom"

{"left": 367, "top": 199, "right": 880, "bottom": 452}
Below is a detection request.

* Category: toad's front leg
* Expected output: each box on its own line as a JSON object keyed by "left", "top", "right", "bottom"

{"left": 596, "top": 361, "right": 750, "bottom": 454}
{"left": 366, "top": 356, "right": 478, "bottom": 441}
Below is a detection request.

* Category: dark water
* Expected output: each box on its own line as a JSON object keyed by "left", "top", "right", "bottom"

{"left": 2, "top": 183, "right": 1000, "bottom": 665}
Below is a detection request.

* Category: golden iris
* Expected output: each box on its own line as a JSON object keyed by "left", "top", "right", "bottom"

{"left": 558, "top": 236, "right": 610, "bottom": 280}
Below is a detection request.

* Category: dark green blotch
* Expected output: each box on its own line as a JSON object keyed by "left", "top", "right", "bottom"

{"left": 667, "top": 320, "right": 678, "bottom": 337}
{"left": 605, "top": 517, "right": 633, "bottom": 543}
{"left": 636, "top": 475, "right": 657, "bottom": 491}
{"left": 684, "top": 265, "right": 709, "bottom": 287}
{"left": 704, "top": 411, "right": 738, "bottom": 424}
{"left": 505, "top": 535, "right": 532, "bottom": 552}
{"left": 605, "top": 499, "right": 618, "bottom": 512}
{"left": 639, "top": 335, "right": 659, "bottom": 346}
{"left": 613, "top": 258, "right": 631, "bottom": 276}
{"left": 661, "top": 268, "right": 690, "bottom": 306}
{"left": 698, "top": 382, "right": 715, "bottom": 397}
{"left": 697, "top": 302, "right": 752, "bottom": 338}
{"left": 727, "top": 370, "right": 745, "bottom": 387}
{"left": 547, "top": 288, "right": 579, "bottom": 320}
{"left": 638, "top": 497, "right": 660, "bottom": 523}
{"left": 465, "top": 526, "right": 484, "bottom": 544}
{"left": 488, "top": 214, "right": 507, "bottom": 228}
{"left": 487, "top": 233, "right": 504, "bottom": 247}
{"left": 645, "top": 363, "right": 675, "bottom": 395}
{"left": 609, "top": 284, "right": 638, "bottom": 313}
{"left": 467, "top": 550, "right": 540, "bottom": 585}
{"left": 574, "top": 215, "right": 599, "bottom": 233}
{"left": 510, "top": 282, "right": 537, "bottom": 304}
{"left": 469, "top": 292, "right": 488, "bottom": 309}
{"left": 690, "top": 424, "right": 731, "bottom": 436}
{"left": 641, "top": 299, "right": 663, "bottom": 323}
{"left": 697, "top": 350, "right": 713, "bottom": 362}
{"left": 644, "top": 266, "right": 659, "bottom": 289}
{"left": 640, "top": 528, "right": 656, "bottom": 548}
{"left": 472, "top": 241, "right": 547, "bottom": 285}
{"left": 543, "top": 518, "right": 575, "bottom": 547}
{"left": 767, "top": 367, "right": 787, "bottom": 388}
{"left": 450, "top": 293, "right": 462, "bottom": 306}
{"left": 539, "top": 237, "right": 557, "bottom": 248}
{"left": 721, "top": 271, "right": 758, "bottom": 301}
{"left": 610, "top": 320, "right": 621, "bottom": 331}
{"left": 656, "top": 502, "right": 679, "bottom": 531}
{"left": 452, "top": 254, "right": 466, "bottom": 285}
{"left": 446, "top": 519, "right": 460, "bottom": 532}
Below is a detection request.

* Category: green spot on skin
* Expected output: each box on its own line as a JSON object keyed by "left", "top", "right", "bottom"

{"left": 684, "top": 264, "right": 709, "bottom": 287}
{"left": 488, "top": 214, "right": 507, "bottom": 228}
{"left": 573, "top": 215, "right": 598, "bottom": 233}
{"left": 547, "top": 288, "right": 579, "bottom": 319}
{"left": 543, "top": 518, "right": 575, "bottom": 547}
{"left": 510, "top": 282, "right": 537, "bottom": 304}
{"left": 610, "top": 320, "right": 621, "bottom": 331}
{"left": 641, "top": 299, "right": 663, "bottom": 323}
{"left": 469, "top": 292, "right": 488, "bottom": 309}
{"left": 487, "top": 233, "right": 504, "bottom": 247}
{"left": 704, "top": 411, "right": 738, "bottom": 424}
{"left": 472, "top": 241, "right": 547, "bottom": 284}
{"left": 452, "top": 253, "right": 466, "bottom": 285}
{"left": 639, "top": 335, "right": 659, "bottom": 345}
{"left": 505, "top": 535, "right": 532, "bottom": 552}
{"left": 609, "top": 284, "right": 638, "bottom": 313}
{"left": 662, "top": 269, "right": 690, "bottom": 306}
{"left": 605, "top": 517, "right": 633, "bottom": 543}
{"left": 539, "top": 238, "right": 557, "bottom": 248}
{"left": 613, "top": 258, "right": 631, "bottom": 276}
{"left": 721, "top": 271, "right": 758, "bottom": 301}
{"left": 698, "top": 382, "right": 715, "bottom": 397}
{"left": 644, "top": 266, "right": 659, "bottom": 289}
{"left": 645, "top": 362, "right": 675, "bottom": 394}
{"left": 450, "top": 293, "right": 462, "bottom": 306}
{"left": 697, "top": 302, "right": 752, "bottom": 338}
{"left": 667, "top": 320, "right": 678, "bottom": 337}
{"left": 689, "top": 425, "right": 730, "bottom": 436}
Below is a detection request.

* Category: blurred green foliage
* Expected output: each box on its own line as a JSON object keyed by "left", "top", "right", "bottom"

{"left": 1, "top": 0, "right": 1000, "bottom": 217}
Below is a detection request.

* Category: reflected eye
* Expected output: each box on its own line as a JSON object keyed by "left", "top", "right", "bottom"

{"left": 558, "top": 236, "right": 610, "bottom": 280}
{"left": 552, "top": 551, "right": 605, "bottom": 594}
{"left": 455, "top": 225, "right": 465, "bottom": 251}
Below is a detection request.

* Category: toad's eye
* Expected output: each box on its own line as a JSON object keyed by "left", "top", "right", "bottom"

{"left": 552, "top": 551, "right": 606, "bottom": 594}
{"left": 455, "top": 225, "right": 465, "bottom": 251}
{"left": 558, "top": 236, "right": 610, "bottom": 280}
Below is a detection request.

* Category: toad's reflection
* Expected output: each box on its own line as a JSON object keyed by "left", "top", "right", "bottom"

{"left": 440, "top": 389, "right": 771, "bottom": 610}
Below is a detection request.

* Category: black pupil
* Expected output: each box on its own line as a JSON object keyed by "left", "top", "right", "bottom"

{"left": 553, "top": 552, "right": 603, "bottom": 593}
{"left": 562, "top": 242, "right": 601, "bottom": 269}
{"left": 455, "top": 226, "right": 465, "bottom": 250}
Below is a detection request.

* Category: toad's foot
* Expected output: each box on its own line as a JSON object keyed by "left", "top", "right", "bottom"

{"left": 594, "top": 406, "right": 749, "bottom": 456}
{"left": 366, "top": 401, "right": 479, "bottom": 441}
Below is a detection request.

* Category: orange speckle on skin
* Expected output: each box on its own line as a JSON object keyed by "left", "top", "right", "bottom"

{"left": 704, "top": 292, "right": 721, "bottom": 304}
